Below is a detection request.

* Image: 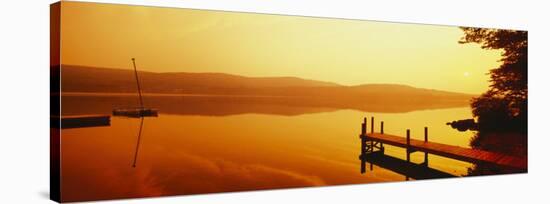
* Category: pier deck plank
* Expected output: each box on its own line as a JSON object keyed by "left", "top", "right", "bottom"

{"left": 365, "top": 133, "right": 527, "bottom": 170}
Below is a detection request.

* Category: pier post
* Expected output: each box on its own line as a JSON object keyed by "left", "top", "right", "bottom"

{"left": 371, "top": 117, "right": 374, "bottom": 134}
{"left": 369, "top": 118, "right": 373, "bottom": 152}
{"left": 370, "top": 161, "right": 373, "bottom": 171}
{"left": 361, "top": 119, "right": 366, "bottom": 135}
{"left": 361, "top": 119, "right": 366, "bottom": 154}
{"left": 360, "top": 118, "right": 367, "bottom": 174}
{"left": 406, "top": 129, "right": 411, "bottom": 162}
{"left": 424, "top": 127, "right": 428, "bottom": 142}
{"left": 369, "top": 117, "right": 374, "bottom": 156}
{"left": 360, "top": 159, "right": 366, "bottom": 174}
{"left": 380, "top": 121, "right": 385, "bottom": 152}
{"left": 424, "top": 127, "right": 428, "bottom": 166}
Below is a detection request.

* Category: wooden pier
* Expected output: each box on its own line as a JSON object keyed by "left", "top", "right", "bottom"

{"left": 359, "top": 117, "right": 527, "bottom": 175}
{"left": 51, "top": 114, "right": 110, "bottom": 129}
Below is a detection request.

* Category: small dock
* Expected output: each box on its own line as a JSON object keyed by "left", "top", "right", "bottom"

{"left": 358, "top": 117, "right": 527, "bottom": 174}
{"left": 51, "top": 114, "right": 110, "bottom": 129}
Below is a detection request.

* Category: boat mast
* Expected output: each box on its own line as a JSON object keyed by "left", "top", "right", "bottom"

{"left": 131, "top": 58, "right": 144, "bottom": 109}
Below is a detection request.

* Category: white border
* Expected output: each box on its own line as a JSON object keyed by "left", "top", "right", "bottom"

{"left": 0, "top": 0, "right": 548, "bottom": 203}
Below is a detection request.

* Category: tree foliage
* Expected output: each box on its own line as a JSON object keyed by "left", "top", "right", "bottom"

{"left": 459, "top": 28, "right": 527, "bottom": 128}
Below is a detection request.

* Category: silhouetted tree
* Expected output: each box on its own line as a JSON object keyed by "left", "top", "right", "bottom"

{"left": 460, "top": 28, "right": 527, "bottom": 127}
{"left": 454, "top": 28, "right": 527, "bottom": 175}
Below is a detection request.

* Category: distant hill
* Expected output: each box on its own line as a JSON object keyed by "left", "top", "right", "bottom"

{"left": 59, "top": 65, "right": 475, "bottom": 113}
{"left": 60, "top": 65, "right": 340, "bottom": 94}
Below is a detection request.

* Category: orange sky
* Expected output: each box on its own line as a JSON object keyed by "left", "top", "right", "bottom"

{"left": 60, "top": 1, "right": 502, "bottom": 94}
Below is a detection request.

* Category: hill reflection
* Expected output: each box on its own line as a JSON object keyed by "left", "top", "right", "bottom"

{"left": 60, "top": 93, "right": 469, "bottom": 116}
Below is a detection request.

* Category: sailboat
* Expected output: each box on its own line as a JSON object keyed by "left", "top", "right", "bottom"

{"left": 112, "top": 58, "right": 159, "bottom": 117}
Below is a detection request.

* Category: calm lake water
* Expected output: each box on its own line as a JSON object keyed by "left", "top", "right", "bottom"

{"left": 60, "top": 94, "right": 475, "bottom": 201}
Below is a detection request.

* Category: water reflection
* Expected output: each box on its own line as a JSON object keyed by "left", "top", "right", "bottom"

{"left": 61, "top": 93, "right": 468, "bottom": 116}
{"left": 132, "top": 117, "right": 145, "bottom": 167}
{"left": 60, "top": 94, "right": 475, "bottom": 201}
{"left": 360, "top": 152, "right": 455, "bottom": 180}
